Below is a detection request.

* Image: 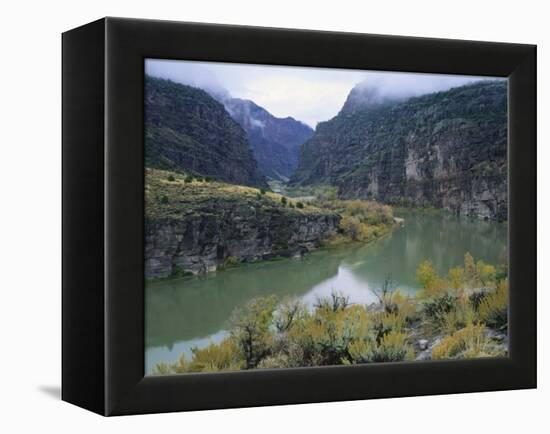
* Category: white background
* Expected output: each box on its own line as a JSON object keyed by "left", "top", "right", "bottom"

{"left": 0, "top": 0, "right": 546, "bottom": 432}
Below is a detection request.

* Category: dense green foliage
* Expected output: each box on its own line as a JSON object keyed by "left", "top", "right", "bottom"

{"left": 154, "top": 253, "right": 508, "bottom": 374}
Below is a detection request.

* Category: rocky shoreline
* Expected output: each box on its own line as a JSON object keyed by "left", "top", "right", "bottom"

{"left": 145, "top": 210, "right": 340, "bottom": 278}
{"left": 144, "top": 169, "right": 342, "bottom": 279}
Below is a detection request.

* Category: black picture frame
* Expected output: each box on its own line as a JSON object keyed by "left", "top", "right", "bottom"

{"left": 62, "top": 17, "right": 536, "bottom": 416}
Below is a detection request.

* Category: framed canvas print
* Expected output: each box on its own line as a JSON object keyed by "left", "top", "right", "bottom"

{"left": 62, "top": 17, "right": 536, "bottom": 416}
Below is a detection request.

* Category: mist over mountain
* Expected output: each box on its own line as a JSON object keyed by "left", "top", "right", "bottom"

{"left": 224, "top": 98, "right": 314, "bottom": 180}
{"left": 339, "top": 83, "right": 404, "bottom": 115}
{"left": 292, "top": 81, "right": 508, "bottom": 220}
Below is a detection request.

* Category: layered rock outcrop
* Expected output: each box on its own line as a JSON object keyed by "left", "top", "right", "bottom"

{"left": 145, "top": 170, "right": 340, "bottom": 278}
{"left": 292, "top": 81, "right": 508, "bottom": 220}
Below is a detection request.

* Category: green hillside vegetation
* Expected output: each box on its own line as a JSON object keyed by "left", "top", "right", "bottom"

{"left": 146, "top": 168, "right": 397, "bottom": 254}
{"left": 145, "top": 168, "right": 326, "bottom": 221}
{"left": 154, "top": 253, "right": 507, "bottom": 373}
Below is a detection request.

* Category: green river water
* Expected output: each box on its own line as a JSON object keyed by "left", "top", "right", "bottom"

{"left": 145, "top": 211, "right": 507, "bottom": 373}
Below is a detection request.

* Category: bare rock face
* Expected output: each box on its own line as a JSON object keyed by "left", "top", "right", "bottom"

{"left": 145, "top": 196, "right": 340, "bottom": 278}
{"left": 292, "top": 81, "right": 508, "bottom": 221}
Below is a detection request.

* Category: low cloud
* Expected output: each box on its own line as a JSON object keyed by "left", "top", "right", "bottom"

{"left": 354, "top": 71, "right": 500, "bottom": 100}
{"left": 145, "top": 59, "right": 504, "bottom": 128}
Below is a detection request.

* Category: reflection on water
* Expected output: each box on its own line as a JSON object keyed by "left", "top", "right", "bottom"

{"left": 145, "top": 211, "right": 507, "bottom": 373}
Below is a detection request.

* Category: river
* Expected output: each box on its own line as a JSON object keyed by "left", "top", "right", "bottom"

{"left": 145, "top": 210, "right": 507, "bottom": 373}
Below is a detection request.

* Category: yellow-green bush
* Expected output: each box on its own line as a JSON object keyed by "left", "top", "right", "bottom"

{"left": 314, "top": 198, "right": 394, "bottom": 244}
{"left": 154, "top": 253, "right": 508, "bottom": 374}
{"left": 416, "top": 261, "right": 448, "bottom": 298}
{"left": 285, "top": 304, "right": 372, "bottom": 366}
{"left": 346, "top": 331, "right": 413, "bottom": 363}
{"left": 230, "top": 296, "right": 277, "bottom": 368}
{"left": 184, "top": 338, "right": 244, "bottom": 372}
{"left": 153, "top": 338, "right": 243, "bottom": 374}
{"left": 431, "top": 323, "right": 503, "bottom": 360}
{"left": 478, "top": 278, "right": 508, "bottom": 330}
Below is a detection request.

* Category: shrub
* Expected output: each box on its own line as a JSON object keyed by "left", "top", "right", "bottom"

{"left": 314, "top": 292, "right": 350, "bottom": 312}
{"left": 476, "top": 260, "right": 497, "bottom": 286}
{"left": 280, "top": 196, "right": 287, "bottom": 206}
{"left": 440, "top": 298, "right": 475, "bottom": 335}
{"left": 422, "top": 293, "right": 457, "bottom": 329}
{"left": 469, "top": 291, "right": 488, "bottom": 311}
{"left": 230, "top": 296, "right": 277, "bottom": 368}
{"left": 347, "top": 331, "right": 413, "bottom": 363}
{"left": 295, "top": 305, "right": 367, "bottom": 366}
{"left": 391, "top": 291, "right": 420, "bottom": 324}
{"left": 447, "top": 267, "right": 465, "bottom": 290}
{"left": 167, "top": 174, "right": 175, "bottom": 182}
{"left": 463, "top": 252, "right": 497, "bottom": 287}
{"left": 160, "top": 195, "right": 169, "bottom": 204}
{"left": 274, "top": 298, "right": 306, "bottom": 333}
{"left": 257, "top": 353, "right": 290, "bottom": 369}
{"left": 375, "top": 331, "right": 414, "bottom": 362}
{"left": 478, "top": 279, "right": 508, "bottom": 330}
{"left": 223, "top": 256, "right": 239, "bottom": 268}
{"left": 184, "top": 175, "right": 194, "bottom": 183}
{"left": 373, "top": 277, "right": 398, "bottom": 314}
{"left": 431, "top": 324, "right": 503, "bottom": 359}
{"left": 416, "top": 261, "right": 447, "bottom": 299}
{"left": 372, "top": 311, "right": 407, "bottom": 343}
{"left": 153, "top": 255, "right": 507, "bottom": 373}
{"left": 464, "top": 252, "right": 477, "bottom": 284}
{"left": 340, "top": 215, "right": 361, "bottom": 241}
{"left": 154, "top": 339, "right": 243, "bottom": 373}
{"left": 260, "top": 188, "right": 266, "bottom": 195}
{"left": 296, "top": 202, "right": 304, "bottom": 209}
{"left": 416, "top": 261, "right": 438, "bottom": 289}
{"left": 186, "top": 339, "right": 243, "bottom": 372}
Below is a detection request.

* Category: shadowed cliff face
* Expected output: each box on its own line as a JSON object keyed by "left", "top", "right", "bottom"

{"left": 144, "top": 169, "right": 340, "bottom": 278}
{"left": 224, "top": 98, "right": 314, "bottom": 181}
{"left": 145, "top": 208, "right": 340, "bottom": 278}
{"left": 292, "top": 81, "right": 508, "bottom": 220}
{"left": 145, "top": 76, "right": 267, "bottom": 188}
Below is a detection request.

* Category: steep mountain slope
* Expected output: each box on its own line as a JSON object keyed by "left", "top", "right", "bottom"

{"left": 224, "top": 98, "right": 314, "bottom": 180}
{"left": 145, "top": 76, "right": 267, "bottom": 188}
{"left": 292, "top": 81, "right": 507, "bottom": 220}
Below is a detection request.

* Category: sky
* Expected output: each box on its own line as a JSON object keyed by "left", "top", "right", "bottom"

{"left": 145, "top": 58, "right": 503, "bottom": 128}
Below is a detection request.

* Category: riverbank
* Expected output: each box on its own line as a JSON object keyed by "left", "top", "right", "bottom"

{"left": 145, "top": 169, "right": 398, "bottom": 279}
{"left": 153, "top": 253, "right": 508, "bottom": 373}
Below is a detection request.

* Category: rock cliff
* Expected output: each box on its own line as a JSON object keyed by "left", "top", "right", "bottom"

{"left": 292, "top": 81, "right": 507, "bottom": 220}
{"left": 145, "top": 169, "right": 340, "bottom": 278}
{"left": 145, "top": 76, "right": 267, "bottom": 188}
